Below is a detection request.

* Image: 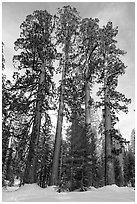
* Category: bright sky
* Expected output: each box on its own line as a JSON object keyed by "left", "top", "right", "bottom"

{"left": 2, "top": 1, "right": 135, "bottom": 141}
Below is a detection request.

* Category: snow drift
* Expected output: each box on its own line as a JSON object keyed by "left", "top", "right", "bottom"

{"left": 2, "top": 183, "right": 135, "bottom": 202}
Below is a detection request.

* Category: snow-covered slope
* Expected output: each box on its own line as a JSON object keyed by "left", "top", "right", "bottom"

{"left": 2, "top": 184, "right": 135, "bottom": 202}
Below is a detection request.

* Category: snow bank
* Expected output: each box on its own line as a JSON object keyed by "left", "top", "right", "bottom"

{"left": 2, "top": 184, "right": 58, "bottom": 202}
{"left": 2, "top": 184, "right": 135, "bottom": 202}
{"left": 98, "top": 184, "right": 120, "bottom": 191}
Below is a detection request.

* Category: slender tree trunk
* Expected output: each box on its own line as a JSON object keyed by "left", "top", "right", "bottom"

{"left": 104, "top": 75, "right": 115, "bottom": 185}
{"left": 24, "top": 64, "right": 45, "bottom": 184}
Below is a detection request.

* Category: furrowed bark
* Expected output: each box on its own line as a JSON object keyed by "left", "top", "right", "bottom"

{"left": 104, "top": 70, "right": 115, "bottom": 185}
{"left": 24, "top": 64, "right": 45, "bottom": 184}
{"left": 50, "top": 41, "right": 69, "bottom": 186}
{"left": 85, "top": 81, "right": 91, "bottom": 126}
{"left": 50, "top": 67, "right": 65, "bottom": 186}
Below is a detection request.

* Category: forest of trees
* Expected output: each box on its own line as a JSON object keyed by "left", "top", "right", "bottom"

{"left": 2, "top": 6, "right": 135, "bottom": 191}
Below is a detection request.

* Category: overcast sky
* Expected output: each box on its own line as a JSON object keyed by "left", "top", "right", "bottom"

{"left": 2, "top": 1, "right": 135, "bottom": 141}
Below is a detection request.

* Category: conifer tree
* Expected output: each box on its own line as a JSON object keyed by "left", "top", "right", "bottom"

{"left": 123, "top": 149, "right": 135, "bottom": 187}
{"left": 12, "top": 10, "right": 56, "bottom": 183}
{"left": 50, "top": 5, "right": 80, "bottom": 186}
{"left": 2, "top": 43, "right": 14, "bottom": 184}
{"left": 37, "top": 118, "right": 54, "bottom": 188}
{"left": 78, "top": 18, "right": 100, "bottom": 141}
{"left": 96, "top": 21, "right": 131, "bottom": 185}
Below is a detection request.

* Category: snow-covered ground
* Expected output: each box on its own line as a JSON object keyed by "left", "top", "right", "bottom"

{"left": 2, "top": 184, "right": 135, "bottom": 202}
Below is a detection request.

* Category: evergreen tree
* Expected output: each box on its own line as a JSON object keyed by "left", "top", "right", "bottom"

{"left": 123, "top": 149, "right": 135, "bottom": 187}
{"left": 112, "top": 130, "right": 125, "bottom": 187}
{"left": 37, "top": 117, "right": 54, "bottom": 188}
{"left": 62, "top": 105, "right": 100, "bottom": 191}
{"left": 50, "top": 5, "right": 80, "bottom": 186}
{"left": 12, "top": 10, "right": 56, "bottom": 184}
{"left": 2, "top": 43, "right": 14, "bottom": 185}
{"left": 96, "top": 21, "right": 131, "bottom": 185}
{"left": 78, "top": 17, "right": 100, "bottom": 144}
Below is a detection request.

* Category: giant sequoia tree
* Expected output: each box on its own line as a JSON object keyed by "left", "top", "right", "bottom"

{"left": 50, "top": 5, "right": 80, "bottom": 186}
{"left": 79, "top": 18, "right": 99, "bottom": 129}
{"left": 96, "top": 21, "right": 131, "bottom": 185}
{"left": 12, "top": 10, "right": 56, "bottom": 183}
{"left": 2, "top": 43, "right": 11, "bottom": 182}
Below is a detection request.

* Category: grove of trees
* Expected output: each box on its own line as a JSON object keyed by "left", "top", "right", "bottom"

{"left": 2, "top": 5, "right": 135, "bottom": 191}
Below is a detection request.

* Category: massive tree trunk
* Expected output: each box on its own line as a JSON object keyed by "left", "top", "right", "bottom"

{"left": 24, "top": 64, "right": 45, "bottom": 184}
{"left": 85, "top": 81, "right": 91, "bottom": 127}
{"left": 104, "top": 74, "right": 115, "bottom": 185}
{"left": 115, "top": 141, "right": 124, "bottom": 187}
{"left": 85, "top": 59, "right": 95, "bottom": 187}
{"left": 50, "top": 66, "right": 65, "bottom": 186}
{"left": 50, "top": 40, "right": 69, "bottom": 186}
{"left": 118, "top": 151, "right": 124, "bottom": 186}
{"left": 70, "top": 111, "right": 78, "bottom": 190}
{"left": 2, "top": 136, "right": 14, "bottom": 183}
